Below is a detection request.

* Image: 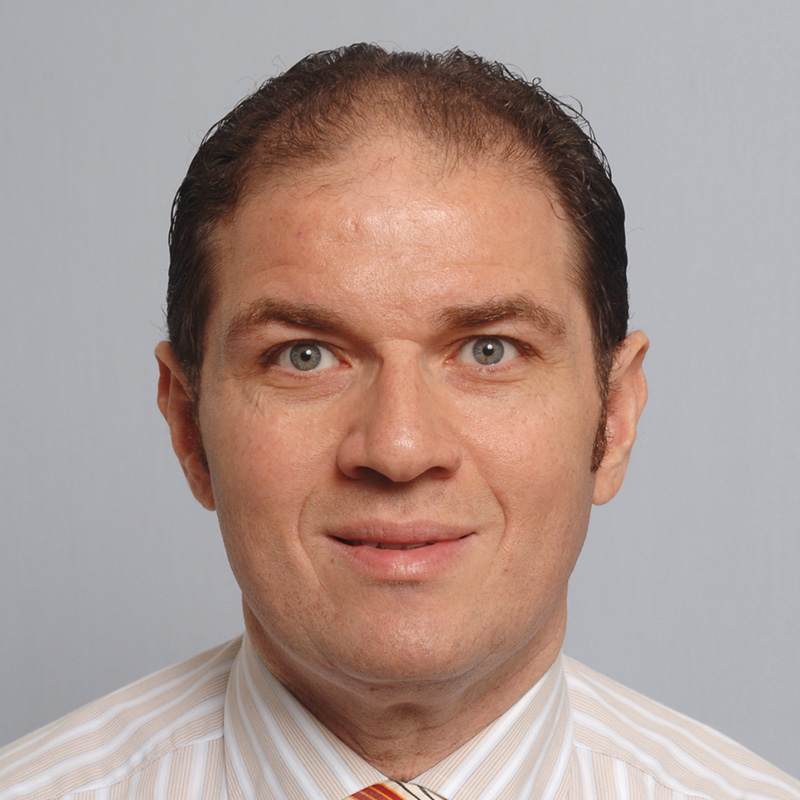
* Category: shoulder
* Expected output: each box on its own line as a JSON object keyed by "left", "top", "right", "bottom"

{"left": 0, "top": 637, "right": 242, "bottom": 800}
{"left": 563, "top": 656, "right": 800, "bottom": 800}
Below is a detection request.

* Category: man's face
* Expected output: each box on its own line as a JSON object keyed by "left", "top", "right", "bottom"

{"left": 162, "top": 138, "right": 643, "bottom": 699}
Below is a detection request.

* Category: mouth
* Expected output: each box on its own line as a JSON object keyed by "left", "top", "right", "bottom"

{"left": 334, "top": 538, "right": 441, "bottom": 550}
{"left": 326, "top": 522, "right": 475, "bottom": 580}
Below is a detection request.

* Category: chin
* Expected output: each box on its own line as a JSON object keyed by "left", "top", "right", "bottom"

{"left": 321, "top": 624, "right": 503, "bottom": 689}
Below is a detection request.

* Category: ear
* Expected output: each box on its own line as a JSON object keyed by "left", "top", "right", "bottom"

{"left": 155, "top": 341, "right": 215, "bottom": 510}
{"left": 592, "top": 330, "right": 649, "bottom": 505}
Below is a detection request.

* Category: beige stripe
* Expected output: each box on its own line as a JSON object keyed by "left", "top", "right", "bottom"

{"left": 654, "top": 775, "right": 679, "bottom": 800}
{"left": 527, "top": 687, "right": 572, "bottom": 800}
{"left": 572, "top": 691, "right": 795, "bottom": 799}
{"left": 557, "top": 749, "right": 583, "bottom": 800}
{"left": 133, "top": 757, "right": 159, "bottom": 800}
{"left": 108, "top": 773, "right": 134, "bottom": 800}
{"left": 1, "top": 652, "right": 213, "bottom": 767}
{"left": 1, "top": 659, "right": 230, "bottom": 798}
{"left": 226, "top": 678, "right": 265, "bottom": 799}
{"left": 199, "top": 740, "right": 224, "bottom": 800}
{"left": 615, "top": 703, "right": 789, "bottom": 794}
{"left": 238, "top": 637, "right": 382, "bottom": 794}
{"left": 164, "top": 744, "right": 194, "bottom": 798}
{"left": 2, "top": 639, "right": 798, "bottom": 800}
{"left": 590, "top": 749, "right": 621, "bottom": 800}
{"left": 575, "top": 682, "right": 739, "bottom": 774}
{"left": 0, "top": 642, "right": 235, "bottom": 800}
{"left": 236, "top": 662, "right": 312, "bottom": 800}
{"left": 567, "top": 660, "right": 795, "bottom": 789}
{"left": 40, "top": 705, "right": 220, "bottom": 800}
{"left": 421, "top": 655, "right": 566, "bottom": 798}
{"left": 576, "top": 745, "right": 598, "bottom": 800}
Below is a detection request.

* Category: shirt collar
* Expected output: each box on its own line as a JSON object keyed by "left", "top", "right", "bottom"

{"left": 223, "top": 633, "right": 574, "bottom": 800}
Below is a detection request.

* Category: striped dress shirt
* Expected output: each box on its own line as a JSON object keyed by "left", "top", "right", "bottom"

{"left": 1, "top": 634, "right": 798, "bottom": 800}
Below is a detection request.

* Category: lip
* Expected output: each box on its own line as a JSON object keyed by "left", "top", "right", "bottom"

{"left": 326, "top": 521, "right": 475, "bottom": 581}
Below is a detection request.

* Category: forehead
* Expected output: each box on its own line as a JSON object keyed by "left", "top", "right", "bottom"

{"left": 208, "top": 139, "right": 586, "bottom": 342}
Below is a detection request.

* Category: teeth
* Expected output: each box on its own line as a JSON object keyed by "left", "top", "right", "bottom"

{"left": 337, "top": 538, "right": 438, "bottom": 549}
{"left": 366, "top": 541, "right": 433, "bottom": 550}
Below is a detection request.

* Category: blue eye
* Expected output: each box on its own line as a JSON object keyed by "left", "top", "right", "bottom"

{"left": 278, "top": 343, "right": 337, "bottom": 372}
{"left": 473, "top": 338, "right": 503, "bottom": 365}
{"left": 460, "top": 337, "right": 519, "bottom": 366}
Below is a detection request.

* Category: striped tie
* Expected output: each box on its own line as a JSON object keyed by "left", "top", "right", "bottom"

{"left": 347, "top": 780, "right": 445, "bottom": 800}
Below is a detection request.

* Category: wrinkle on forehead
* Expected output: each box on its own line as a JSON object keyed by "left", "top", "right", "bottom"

{"left": 211, "top": 134, "right": 583, "bottom": 362}
{"left": 241, "top": 129, "right": 557, "bottom": 212}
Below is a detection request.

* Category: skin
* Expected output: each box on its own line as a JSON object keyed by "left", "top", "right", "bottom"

{"left": 156, "top": 137, "right": 648, "bottom": 779}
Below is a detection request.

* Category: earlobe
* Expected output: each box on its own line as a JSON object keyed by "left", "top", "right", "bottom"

{"left": 592, "top": 330, "right": 649, "bottom": 506}
{"left": 155, "top": 341, "right": 216, "bottom": 510}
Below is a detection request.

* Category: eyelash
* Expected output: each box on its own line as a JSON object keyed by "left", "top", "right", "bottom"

{"left": 261, "top": 335, "right": 534, "bottom": 372}
{"left": 456, "top": 336, "right": 532, "bottom": 368}
{"left": 261, "top": 340, "right": 340, "bottom": 369}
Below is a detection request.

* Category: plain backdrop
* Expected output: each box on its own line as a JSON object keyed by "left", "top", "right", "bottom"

{"left": 1, "top": 0, "right": 798, "bottom": 778}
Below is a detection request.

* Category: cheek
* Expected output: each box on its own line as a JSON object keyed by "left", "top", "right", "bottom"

{"left": 202, "top": 397, "right": 320, "bottom": 501}
{"left": 461, "top": 389, "right": 597, "bottom": 486}
{"left": 462, "top": 392, "right": 597, "bottom": 565}
{"left": 199, "top": 398, "right": 340, "bottom": 568}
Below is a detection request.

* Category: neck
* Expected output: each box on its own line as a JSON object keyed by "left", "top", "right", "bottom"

{"left": 243, "top": 600, "right": 566, "bottom": 780}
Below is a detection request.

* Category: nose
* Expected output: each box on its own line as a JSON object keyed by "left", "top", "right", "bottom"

{"left": 336, "top": 354, "right": 463, "bottom": 483}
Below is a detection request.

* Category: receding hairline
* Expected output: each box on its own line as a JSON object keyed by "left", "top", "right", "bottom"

{"left": 172, "top": 55, "right": 624, "bottom": 396}
{"left": 224, "top": 72, "right": 560, "bottom": 206}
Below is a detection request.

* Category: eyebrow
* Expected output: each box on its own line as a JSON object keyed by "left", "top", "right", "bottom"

{"left": 433, "top": 295, "right": 568, "bottom": 338}
{"left": 224, "top": 293, "right": 568, "bottom": 349}
{"left": 225, "top": 298, "right": 348, "bottom": 345}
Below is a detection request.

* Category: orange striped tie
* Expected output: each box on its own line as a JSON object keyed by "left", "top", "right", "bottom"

{"left": 347, "top": 780, "right": 445, "bottom": 800}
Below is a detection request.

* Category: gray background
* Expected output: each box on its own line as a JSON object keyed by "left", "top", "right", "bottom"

{"left": 1, "top": 0, "right": 798, "bottom": 778}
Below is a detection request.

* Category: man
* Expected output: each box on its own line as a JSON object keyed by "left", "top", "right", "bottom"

{"left": 1, "top": 44, "right": 797, "bottom": 800}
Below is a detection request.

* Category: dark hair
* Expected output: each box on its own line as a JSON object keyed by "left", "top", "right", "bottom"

{"left": 168, "top": 43, "right": 628, "bottom": 398}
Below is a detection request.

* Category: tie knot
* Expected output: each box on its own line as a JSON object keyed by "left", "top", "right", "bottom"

{"left": 347, "top": 780, "right": 445, "bottom": 800}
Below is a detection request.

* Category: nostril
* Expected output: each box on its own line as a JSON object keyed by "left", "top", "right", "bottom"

{"left": 336, "top": 372, "right": 463, "bottom": 482}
